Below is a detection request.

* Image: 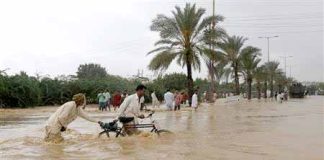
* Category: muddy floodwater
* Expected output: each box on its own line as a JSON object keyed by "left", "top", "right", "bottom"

{"left": 1, "top": 96, "right": 323, "bottom": 160}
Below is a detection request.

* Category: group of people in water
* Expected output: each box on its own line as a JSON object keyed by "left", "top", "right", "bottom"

{"left": 97, "top": 90, "right": 129, "bottom": 111}
{"left": 44, "top": 82, "right": 297, "bottom": 143}
{"left": 97, "top": 89, "right": 199, "bottom": 112}
{"left": 163, "top": 89, "right": 198, "bottom": 111}
{"left": 44, "top": 84, "right": 200, "bottom": 142}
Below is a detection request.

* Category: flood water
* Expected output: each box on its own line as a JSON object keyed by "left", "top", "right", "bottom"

{"left": 1, "top": 96, "right": 323, "bottom": 160}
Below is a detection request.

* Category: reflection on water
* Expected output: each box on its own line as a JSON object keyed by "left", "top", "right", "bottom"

{"left": 1, "top": 96, "right": 323, "bottom": 159}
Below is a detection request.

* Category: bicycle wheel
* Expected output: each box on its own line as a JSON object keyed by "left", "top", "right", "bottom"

{"left": 116, "top": 131, "right": 126, "bottom": 137}
{"left": 156, "top": 129, "right": 173, "bottom": 136}
{"left": 98, "top": 131, "right": 110, "bottom": 138}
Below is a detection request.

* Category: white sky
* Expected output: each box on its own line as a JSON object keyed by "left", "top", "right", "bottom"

{"left": 0, "top": 0, "right": 323, "bottom": 81}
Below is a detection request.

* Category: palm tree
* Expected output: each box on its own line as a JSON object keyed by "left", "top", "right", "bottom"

{"left": 219, "top": 35, "right": 251, "bottom": 95}
{"left": 274, "top": 70, "right": 286, "bottom": 93}
{"left": 147, "top": 3, "right": 215, "bottom": 104}
{"left": 222, "top": 67, "right": 232, "bottom": 84}
{"left": 214, "top": 61, "right": 229, "bottom": 83}
{"left": 201, "top": 15, "right": 226, "bottom": 102}
{"left": 240, "top": 47, "right": 261, "bottom": 100}
{"left": 264, "top": 61, "right": 280, "bottom": 98}
{"left": 254, "top": 66, "right": 266, "bottom": 99}
{"left": 203, "top": 50, "right": 227, "bottom": 102}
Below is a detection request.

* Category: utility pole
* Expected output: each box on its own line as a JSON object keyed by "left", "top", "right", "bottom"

{"left": 213, "top": 0, "right": 215, "bottom": 18}
{"left": 280, "top": 55, "right": 293, "bottom": 77}
{"left": 258, "top": 36, "right": 279, "bottom": 62}
{"left": 209, "top": 0, "right": 216, "bottom": 102}
{"left": 258, "top": 35, "right": 278, "bottom": 99}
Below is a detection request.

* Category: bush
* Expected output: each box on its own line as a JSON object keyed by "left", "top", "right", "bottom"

{"left": 2, "top": 72, "right": 41, "bottom": 107}
{"left": 0, "top": 70, "right": 140, "bottom": 108}
{"left": 0, "top": 69, "right": 251, "bottom": 108}
{"left": 39, "top": 77, "right": 64, "bottom": 105}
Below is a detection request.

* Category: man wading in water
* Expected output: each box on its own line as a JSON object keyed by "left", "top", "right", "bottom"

{"left": 115, "top": 84, "right": 146, "bottom": 135}
{"left": 44, "top": 93, "right": 103, "bottom": 142}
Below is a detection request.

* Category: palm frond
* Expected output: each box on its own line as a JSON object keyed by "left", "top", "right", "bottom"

{"left": 148, "top": 51, "right": 179, "bottom": 72}
{"left": 147, "top": 46, "right": 170, "bottom": 55}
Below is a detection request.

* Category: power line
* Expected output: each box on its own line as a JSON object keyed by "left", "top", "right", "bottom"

{"left": 168, "top": 1, "right": 322, "bottom": 7}
{"left": 227, "top": 29, "right": 323, "bottom": 34}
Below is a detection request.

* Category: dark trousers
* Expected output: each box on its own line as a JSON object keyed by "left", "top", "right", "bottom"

{"left": 174, "top": 104, "right": 180, "bottom": 111}
{"left": 106, "top": 100, "right": 111, "bottom": 111}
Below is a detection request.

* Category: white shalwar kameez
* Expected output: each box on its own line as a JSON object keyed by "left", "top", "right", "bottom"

{"left": 191, "top": 93, "right": 198, "bottom": 108}
{"left": 44, "top": 101, "right": 97, "bottom": 142}
{"left": 116, "top": 93, "right": 143, "bottom": 135}
{"left": 151, "top": 92, "right": 159, "bottom": 108}
{"left": 164, "top": 92, "right": 174, "bottom": 110}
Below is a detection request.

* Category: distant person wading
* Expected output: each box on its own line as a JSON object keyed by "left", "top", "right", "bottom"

{"left": 164, "top": 89, "right": 174, "bottom": 111}
{"left": 97, "top": 91, "right": 106, "bottom": 111}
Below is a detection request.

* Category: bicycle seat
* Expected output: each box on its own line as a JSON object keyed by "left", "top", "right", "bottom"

{"left": 118, "top": 117, "right": 134, "bottom": 123}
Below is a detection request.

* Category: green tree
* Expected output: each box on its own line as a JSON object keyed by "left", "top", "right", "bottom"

{"left": 0, "top": 74, "right": 8, "bottom": 107}
{"left": 201, "top": 15, "right": 226, "bottom": 102}
{"left": 194, "top": 78, "right": 210, "bottom": 93}
{"left": 77, "top": 63, "right": 107, "bottom": 79}
{"left": 218, "top": 35, "right": 252, "bottom": 95}
{"left": 145, "top": 73, "right": 188, "bottom": 102}
{"left": 5, "top": 72, "right": 41, "bottom": 107}
{"left": 240, "top": 47, "right": 261, "bottom": 100}
{"left": 39, "top": 77, "right": 64, "bottom": 105}
{"left": 264, "top": 61, "right": 280, "bottom": 98}
{"left": 274, "top": 70, "right": 286, "bottom": 92}
{"left": 254, "top": 66, "right": 266, "bottom": 99}
{"left": 213, "top": 62, "right": 228, "bottom": 84}
{"left": 162, "top": 73, "right": 187, "bottom": 91}
{"left": 148, "top": 3, "right": 215, "bottom": 104}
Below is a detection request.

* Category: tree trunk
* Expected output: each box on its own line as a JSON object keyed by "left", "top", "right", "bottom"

{"left": 256, "top": 81, "right": 261, "bottom": 99}
{"left": 186, "top": 57, "right": 194, "bottom": 106}
{"left": 233, "top": 63, "right": 240, "bottom": 95}
{"left": 270, "top": 77, "right": 274, "bottom": 98}
{"left": 278, "top": 84, "right": 283, "bottom": 93}
{"left": 207, "top": 62, "right": 215, "bottom": 103}
{"left": 247, "top": 77, "right": 252, "bottom": 100}
{"left": 263, "top": 81, "right": 267, "bottom": 98}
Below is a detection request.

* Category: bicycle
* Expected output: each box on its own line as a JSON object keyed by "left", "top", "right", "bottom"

{"left": 99, "top": 110, "right": 171, "bottom": 138}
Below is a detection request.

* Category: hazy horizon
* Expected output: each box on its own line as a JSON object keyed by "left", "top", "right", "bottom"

{"left": 0, "top": 0, "right": 323, "bottom": 82}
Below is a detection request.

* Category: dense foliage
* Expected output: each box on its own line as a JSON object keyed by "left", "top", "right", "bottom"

{"left": 0, "top": 69, "right": 211, "bottom": 108}
{"left": 1, "top": 67, "right": 321, "bottom": 108}
{"left": 0, "top": 64, "right": 138, "bottom": 108}
{"left": 0, "top": 72, "right": 41, "bottom": 107}
{"left": 77, "top": 63, "right": 108, "bottom": 79}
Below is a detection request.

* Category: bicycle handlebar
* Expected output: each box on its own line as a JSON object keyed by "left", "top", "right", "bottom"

{"left": 146, "top": 111, "right": 155, "bottom": 118}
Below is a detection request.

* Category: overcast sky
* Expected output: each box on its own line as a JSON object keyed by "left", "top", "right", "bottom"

{"left": 0, "top": 0, "right": 323, "bottom": 82}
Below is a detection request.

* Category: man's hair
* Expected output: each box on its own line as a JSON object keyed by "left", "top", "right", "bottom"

{"left": 166, "top": 89, "right": 170, "bottom": 92}
{"left": 73, "top": 93, "right": 85, "bottom": 105}
{"left": 136, "top": 84, "right": 147, "bottom": 91}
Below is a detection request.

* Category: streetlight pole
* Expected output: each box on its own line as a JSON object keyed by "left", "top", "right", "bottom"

{"left": 289, "top": 65, "right": 292, "bottom": 78}
{"left": 280, "top": 55, "right": 293, "bottom": 77}
{"left": 258, "top": 36, "right": 279, "bottom": 62}
{"left": 258, "top": 36, "right": 278, "bottom": 99}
